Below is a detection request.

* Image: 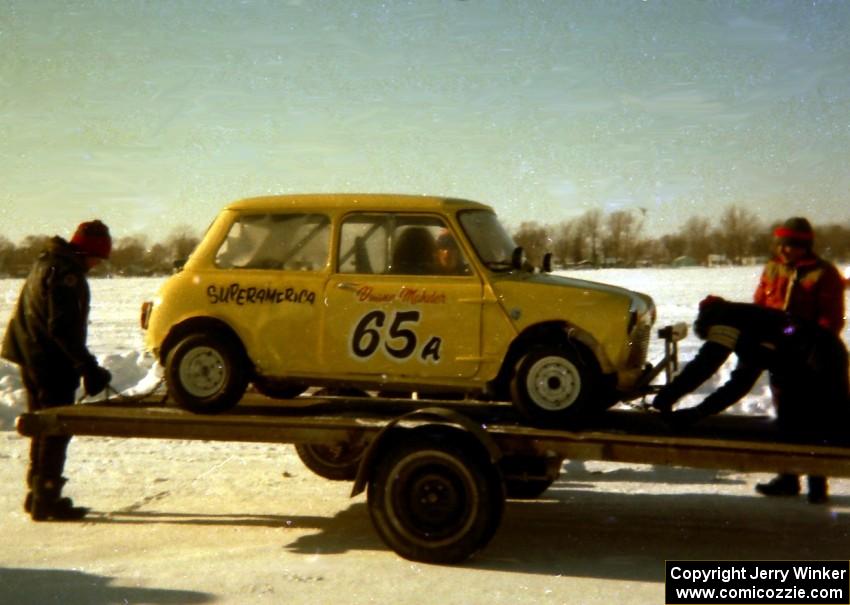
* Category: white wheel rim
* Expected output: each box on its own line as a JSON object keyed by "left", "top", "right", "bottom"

{"left": 525, "top": 355, "right": 581, "bottom": 411}
{"left": 179, "top": 346, "right": 227, "bottom": 397}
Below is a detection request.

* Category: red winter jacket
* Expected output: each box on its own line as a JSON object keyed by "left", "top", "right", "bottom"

{"left": 753, "top": 254, "right": 846, "bottom": 334}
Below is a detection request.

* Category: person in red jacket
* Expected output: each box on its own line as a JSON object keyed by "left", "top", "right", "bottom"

{"left": 753, "top": 217, "right": 846, "bottom": 503}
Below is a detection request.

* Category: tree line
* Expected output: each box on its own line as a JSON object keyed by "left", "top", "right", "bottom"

{"left": 0, "top": 205, "right": 848, "bottom": 278}
{"left": 513, "top": 205, "right": 850, "bottom": 269}
{"left": 0, "top": 230, "right": 200, "bottom": 277}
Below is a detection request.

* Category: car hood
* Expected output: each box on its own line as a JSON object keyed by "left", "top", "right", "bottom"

{"left": 489, "top": 271, "right": 654, "bottom": 331}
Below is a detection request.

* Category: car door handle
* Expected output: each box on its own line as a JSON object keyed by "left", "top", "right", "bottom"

{"left": 336, "top": 282, "right": 360, "bottom": 291}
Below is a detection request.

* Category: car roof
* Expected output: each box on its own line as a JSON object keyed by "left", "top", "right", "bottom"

{"left": 224, "top": 193, "right": 493, "bottom": 214}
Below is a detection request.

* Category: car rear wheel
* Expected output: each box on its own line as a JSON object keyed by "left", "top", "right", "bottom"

{"left": 294, "top": 388, "right": 369, "bottom": 480}
{"left": 510, "top": 345, "right": 598, "bottom": 426}
{"left": 165, "top": 332, "right": 248, "bottom": 414}
{"left": 295, "top": 440, "right": 367, "bottom": 481}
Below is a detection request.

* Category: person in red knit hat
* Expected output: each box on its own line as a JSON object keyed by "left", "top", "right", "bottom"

{"left": 2, "top": 220, "right": 113, "bottom": 520}
{"left": 753, "top": 217, "right": 846, "bottom": 503}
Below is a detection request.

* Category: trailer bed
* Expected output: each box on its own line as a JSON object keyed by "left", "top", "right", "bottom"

{"left": 16, "top": 393, "right": 850, "bottom": 479}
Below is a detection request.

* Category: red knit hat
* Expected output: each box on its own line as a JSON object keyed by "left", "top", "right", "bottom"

{"left": 773, "top": 217, "right": 814, "bottom": 248}
{"left": 70, "top": 220, "right": 112, "bottom": 259}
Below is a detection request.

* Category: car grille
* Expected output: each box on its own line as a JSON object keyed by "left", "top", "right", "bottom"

{"left": 627, "top": 322, "right": 651, "bottom": 368}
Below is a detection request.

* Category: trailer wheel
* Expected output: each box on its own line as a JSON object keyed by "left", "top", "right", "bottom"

{"left": 510, "top": 345, "right": 597, "bottom": 426}
{"left": 165, "top": 332, "right": 248, "bottom": 414}
{"left": 368, "top": 434, "right": 504, "bottom": 564}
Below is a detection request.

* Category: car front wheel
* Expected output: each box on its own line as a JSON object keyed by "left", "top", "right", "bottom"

{"left": 510, "top": 345, "right": 598, "bottom": 426}
{"left": 165, "top": 332, "right": 248, "bottom": 414}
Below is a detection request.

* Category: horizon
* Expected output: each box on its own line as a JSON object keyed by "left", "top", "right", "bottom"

{"left": 0, "top": 199, "right": 846, "bottom": 247}
{"left": 2, "top": 1, "right": 850, "bottom": 243}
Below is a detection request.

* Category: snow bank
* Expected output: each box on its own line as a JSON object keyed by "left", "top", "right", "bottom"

{"left": 0, "top": 277, "right": 163, "bottom": 430}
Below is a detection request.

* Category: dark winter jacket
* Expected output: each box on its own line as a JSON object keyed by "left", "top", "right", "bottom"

{"left": 1, "top": 237, "right": 98, "bottom": 377}
{"left": 753, "top": 254, "right": 845, "bottom": 334}
{"left": 654, "top": 300, "right": 849, "bottom": 439}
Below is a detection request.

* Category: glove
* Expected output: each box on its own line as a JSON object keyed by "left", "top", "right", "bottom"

{"left": 651, "top": 390, "right": 678, "bottom": 414}
{"left": 83, "top": 365, "right": 112, "bottom": 396}
{"left": 663, "top": 407, "right": 705, "bottom": 429}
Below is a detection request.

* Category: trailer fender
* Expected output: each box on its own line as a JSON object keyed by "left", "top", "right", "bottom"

{"left": 350, "top": 406, "right": 502, "bottom": 497}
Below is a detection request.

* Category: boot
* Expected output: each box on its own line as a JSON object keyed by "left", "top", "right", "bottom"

{"left": 26, "top": 489, "right": 80, "bottom": 517}
{"left": 24, "top": 474, "right": 68, "bottom": 513}
{"left": 755, "top": 473, "right": 800, "bottom": 497}
{"left": 31, "top": 476, "right": 88, "bottom": 522}
{"left": 807, "top": 476, "right": 829, "bottom": 505}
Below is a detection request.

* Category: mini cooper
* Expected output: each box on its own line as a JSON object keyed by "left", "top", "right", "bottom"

{"left": 141, "top": 194, "right": 656, "bottom": 425}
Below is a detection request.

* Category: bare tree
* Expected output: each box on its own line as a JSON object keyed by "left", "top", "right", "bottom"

{"left": 658, "top": 233, "right": 687, "bottom": 263}
{"left": 0, "top": 235, "right": 13, "bottom": 275}
{"left": 167, "top": 228, "right": 201, "bottom": 264}
{"left": 714, "top": 205, "right": 763, "bottom": 264}
{"left": 551, "top": 221, "right": 575, "bottom": 266}
{"left": 512, "top": 221, "right": 551, "bottom": 267}
{"left": 575, "top": 209, "right": 603, "bottom": 266}
{"left": 602, "top": 210, "right": 645, "bottom": 266}
{"left": 109, "top": 235, "right": 150, "bottom": 276}
{"left": 679, "top": 216, "right": 712, "bottom": 265}
{"left": 818, "top": 223, "right": 850, "bottom": 261}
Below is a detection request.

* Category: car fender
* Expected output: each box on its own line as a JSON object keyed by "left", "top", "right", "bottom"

{"left": 159, "top": 315, "right": 249, "bottom": 368}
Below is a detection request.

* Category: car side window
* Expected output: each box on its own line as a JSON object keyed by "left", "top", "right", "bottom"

{"left": 338, "top": 214, "right": 469, "bottom": 276}
{"left": 214, "top": 213, "right": 330, "bottom": 271}
{"left": 338, "top": 215, "right": 389, "bottom": 274}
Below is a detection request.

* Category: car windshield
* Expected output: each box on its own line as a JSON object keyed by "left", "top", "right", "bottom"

{"left": 458, "top": 210, "right": 517, "bottom": 271}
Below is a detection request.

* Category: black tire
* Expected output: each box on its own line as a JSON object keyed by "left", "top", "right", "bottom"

{"left": 505, "top": 477, "right": 556, "bottom": 500}
{"left": 165, "top": 332, "right": 248, "bottom": 414}
{"left": 295, "top": 440, "right": 367, "bottom": 481}
{"left": 253, "top": 377, "right": 306, "bottom": 400}
{"left": 367, "top": 433, "right": 504, "bottom": 564}
{"left": 510, "top": 345, "right": 598, "bottom": 426}
{"left": 294, "top": 388, "right": 370, "bottom": 480}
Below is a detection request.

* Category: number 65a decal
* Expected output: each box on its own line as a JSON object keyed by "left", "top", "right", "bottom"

{"left": 351, "top": 310, "right": 442, "bottom": 362}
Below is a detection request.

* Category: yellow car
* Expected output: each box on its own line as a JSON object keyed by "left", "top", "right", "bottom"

{"left": 141, "top": 194, "right": 656, "bottom": 425}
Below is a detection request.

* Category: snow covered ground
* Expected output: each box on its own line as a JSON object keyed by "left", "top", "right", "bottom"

{"left": 1, "top": 268, "right": 849, "bottom": 604}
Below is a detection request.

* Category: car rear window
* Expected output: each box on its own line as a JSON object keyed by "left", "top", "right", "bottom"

{"left": 214, "top": 213, "right": 330, "bottom": 271}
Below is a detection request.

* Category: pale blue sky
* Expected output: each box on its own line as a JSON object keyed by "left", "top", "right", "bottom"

{"left": 1, "top": 0, "right": 849, "bottom": 243}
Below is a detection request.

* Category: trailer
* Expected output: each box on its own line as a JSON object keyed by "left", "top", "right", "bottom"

{"left": 16, "top": 393, "right": 850, "bottom": 564}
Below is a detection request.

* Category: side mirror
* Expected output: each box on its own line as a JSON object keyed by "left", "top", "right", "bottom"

{"left": 511, "top": 246, "right": 525, "bottom": 270}
{"left": 541, "top": 252, "right": 552, "bottom": 273}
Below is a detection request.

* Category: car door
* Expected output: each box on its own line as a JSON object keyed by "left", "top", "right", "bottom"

{"left": 322, "top": 213, "right": 483, "bottom": 380}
